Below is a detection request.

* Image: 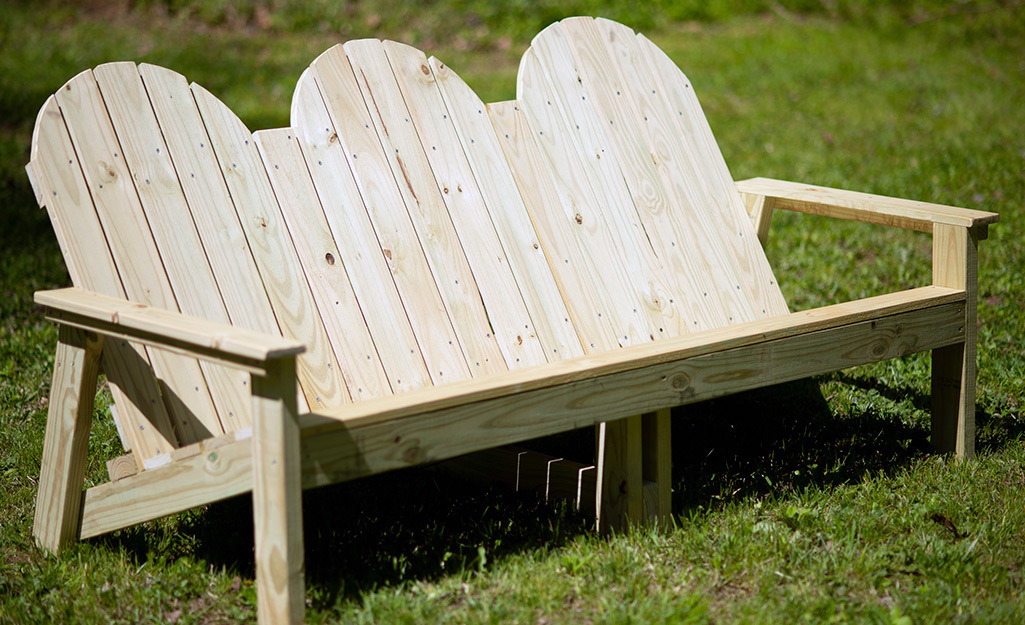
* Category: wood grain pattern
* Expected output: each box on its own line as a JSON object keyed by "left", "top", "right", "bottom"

{"left": 55, "top": 68, "right": 222, "bottom": 444}
{"left": 33, "top": 326, "right": 102, "bottom": 552}
{"left": 256, "top": 127, "right": 386, "bottom": 402}
{"left": 430, "top": 58, "right": 583, "bottom": 361}
{"left": 193, "top": 83, "right": 340, "bottom": 412}
{"left": 931, "top": 224, "right": 977, "bottom": 458}
{"left": 596, "top": 414, "right": 642, "bottom": 532}
{"left": 252, "top": 358, "right": 304, "bottom": 625}
{"left": 29, "top": 95, "right": 177, "bottom": 462}
{"left": 309, "top": 44, "right": 472, "bottom": 385}
{"left": 290, "top": 66, "right": 432, "bottom": 395}
{"left": 385, "top": 40, "right": 550, "bottom": 369}
{"left": 736, "top": 177, "right": 999, "bottom": 232}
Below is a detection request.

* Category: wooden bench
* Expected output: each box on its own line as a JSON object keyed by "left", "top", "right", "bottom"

{"left": 26, "top": 16, "right": 996, "bottom": 625}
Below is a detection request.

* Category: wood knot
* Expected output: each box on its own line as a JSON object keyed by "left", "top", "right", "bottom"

{"left": 670, "top": 373, "right": 690, "bottom": 390}
{"left": 574, "top": 213, "right": 583, "bottom": 225}
{"left": 325, "top": 252, "right": 335, "bottom": 265}
{"left": 420, "top": 63, "right": 431, "bottom": 75}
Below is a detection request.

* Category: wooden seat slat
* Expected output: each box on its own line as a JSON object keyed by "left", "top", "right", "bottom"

{"left": 308, "top": 45, "right": 472, "bottom": 385}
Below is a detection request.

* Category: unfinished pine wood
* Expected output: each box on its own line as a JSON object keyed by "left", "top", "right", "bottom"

{"left": 106, "top": 453, "right": 140, "bottom": 481}
{"left": 36, "top": 288, "right": 305, "bottom": 365}
{"left": 931, "top": 224, "right": 978, "bottom": 458}
{"left": 252, "top": 358, "right": 304, "bottom": 625}
{"left": 137, "top": 64, "right": 300, "bottom": 412}
{"left": 488, "top": 100, "right": 620, "bottom": 352}
{"left": 55, "top": 68, "right": 223, "bottom": 444}
{"left": 290, "top": 67, "right": 432, "bottom": 395}
{"left": 741, "top": 191, "right": 775, "bottom": 248}
{"left": 193, "top": 83, "right": 342, "bottom": 412}
{"left": 545, "top": 18, "right": 750, "bottom": 330}
{"left": 642, "top": 407, "right": 672, "bottom": 524}
{"left": 93, "top": 62, "right": 253, "bottom": 434}
{"left": 430, "top": 57, "right": 583, "bottom": 361}
{"left": 636, "top": 35, "right": 789, "bottom": 323}
{"left": 735, "top": 177, "right": 1000, "bottom": 232}
{"left": 518, "top": 47, "right": 672, "bottom": 345}
{"left": 256, "top": 127, "right": 388, "bottom": 402}
{"left": 309, "top": 44, "right": 472, "bottom": 384}
{"left": 385, "top": 41, "right": 551, "bottom": 369}
{"left": 33, "top": 326, "right": 103, "bottom": 552}
{"left": 300, "top": 298, "right": 965, "bottom": 486}
{"left": 596, "top": 415, "right": 643, "bottom": 532}
{"left": 29, "top": 95, "right": 177, "bottom": 463}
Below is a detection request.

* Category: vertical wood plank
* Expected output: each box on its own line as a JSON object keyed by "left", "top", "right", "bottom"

{"left": 252, "top": 357, "right": 304, "bottom": 625}
{"left": 642, "top": 407, "right": 672, "bottom": 524}
{"left": 595, "top": 414, "right": 642, "bottom": 533}
{"left": 931, "top": 223, "right": 977, "bottom": 458}
{"left": 30, "top": 95, "right": 178, "bottom": 463}
{"left": 741, "top": 192, "right": 774, "bottom": 249}
{"left": 34, "top": 326, "right": 103, "bottom": 552}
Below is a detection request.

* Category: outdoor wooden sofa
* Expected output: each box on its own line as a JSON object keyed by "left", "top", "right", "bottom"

{"left": 26, "top": 16, "right": 997, "bottom": 625}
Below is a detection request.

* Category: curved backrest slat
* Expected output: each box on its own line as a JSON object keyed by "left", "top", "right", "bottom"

{"left": 29, "top": 94, "right": 178, "bottom": 463}
{"left": 290, "top": 67, "right": 433, "bottom": 394}
{"left": 254, "top": 127, "right": 389, "bottom": 401}
{"left": 191, "top": 83, "right": 348, "bottom": 412}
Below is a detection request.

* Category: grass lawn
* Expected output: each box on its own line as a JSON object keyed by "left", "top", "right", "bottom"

{"left": 1, "top": 1, "right": 1023, "bottom": 623}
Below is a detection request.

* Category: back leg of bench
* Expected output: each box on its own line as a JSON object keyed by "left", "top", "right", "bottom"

{"left": 34, "top": 326, "right": 104, "bottom": 553}
{"left": 595, "top": 415, "right": 642, "bottom": 532}
{"left": 931, "top": 224, "right": 978, "bottom": 459}
{"left": 642, "top": 408, "right": 672, "bottom": 525}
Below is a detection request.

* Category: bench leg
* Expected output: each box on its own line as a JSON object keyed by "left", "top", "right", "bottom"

{"left": 595, "top": 415, "right": 642, "bottom": 533}
{"left": 931, "top": 224, "right": 978, "bottom": 459}
{"left": 34, "top": 326, "right": 104, "bottom": 553}
{"left": 642, "top": 408, "right": 672, "bottom": 525}
{"left": 252, "top": 358, "right": 305, "bottom": 625}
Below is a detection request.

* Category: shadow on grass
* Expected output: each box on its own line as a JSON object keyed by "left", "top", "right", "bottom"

{"left": 95, "top": 374, "right": 1023, "bottom": 609}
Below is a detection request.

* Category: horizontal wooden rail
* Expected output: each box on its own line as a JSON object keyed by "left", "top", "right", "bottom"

{"left": 79, "top": 286, "right": 965, "bottom": 539}
{"left": 35, "top": 288, "right": 305, "bottom": 375}
{"left": 736, "top": 177, "right": 998, "bottom": 233}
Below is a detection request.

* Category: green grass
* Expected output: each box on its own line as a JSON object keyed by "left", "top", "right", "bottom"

{"left": 2, "top": 1, "right": 1024, "bottom": 623}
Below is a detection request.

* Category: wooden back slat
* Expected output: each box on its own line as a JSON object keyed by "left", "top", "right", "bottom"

{"left": 29, "top": 95, "right": 178, "bottom": 463}
{"left": 307, "top": 45, "right": 472, "bottom": 384}
{"left": 429, "top": 59, "right": 584, "bottom": 361}
{"left": 554, "top": 18, "right": 753, "bottom": 328}
{"left": 514, "top": 50, "right": 665, "bottom": 347}
{"left": 631, "top": 26, "right": 788, "bottom": 318}
{"left": 384, "top": 40, "right": 551, "bottom": 368}
{"left": 54, "top": 68, "right": 222, "bottom": 444}
{"left": 290, "top": 67, "right": 433, "bottom": 394}
{"left": 342, "top": 39, "right": 508, "bottom": 377}
{"left": 192, "top": 84, "right": 346, "bottom": 412}
{"left": 488, "top": 101, "right": 620, "bottom": 353}
{"left": 255, "top": 127, "right": 385, "bottom": 401}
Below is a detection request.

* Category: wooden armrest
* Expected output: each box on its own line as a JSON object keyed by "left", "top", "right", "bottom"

{"left": 35, "top": 287, "right": 305, "bottom": 374}
{"left": 736, "top": 177, "right": 999, "bottom": 233}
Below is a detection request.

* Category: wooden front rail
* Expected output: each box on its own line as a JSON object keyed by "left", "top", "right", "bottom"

{"left": 78, "top": 286, "right": 965, "bottom": 539}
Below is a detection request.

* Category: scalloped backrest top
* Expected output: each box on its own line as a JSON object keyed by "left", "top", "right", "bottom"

{"left": 27, "top": 16, "right": 787, "bottom": 468}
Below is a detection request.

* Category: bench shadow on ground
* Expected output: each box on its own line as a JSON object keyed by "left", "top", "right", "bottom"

{"left": 98, "top": 374, "right": 1022, "bottom": 608}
